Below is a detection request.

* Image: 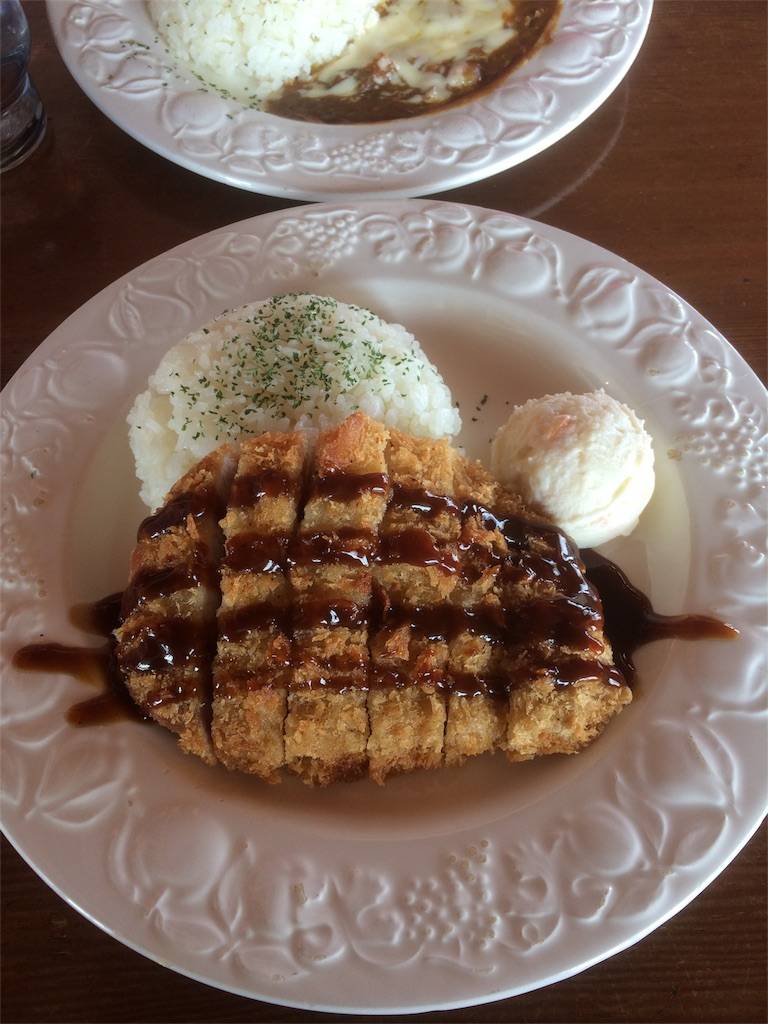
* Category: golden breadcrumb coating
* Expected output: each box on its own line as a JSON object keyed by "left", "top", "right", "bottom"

{"left": 367, "top": 429, "right": 459, "bottom": 784}
{"left": 116, "top": 446, "right": 237, "bottom": 763}
{"left": 285, "top": 413, "right": 389, "bottom": 785}
{"left": 116, "top": 413, "right": 632, "bottom": 784}
{"left": 212, "top": 432, "right": 308, "bottom": 781}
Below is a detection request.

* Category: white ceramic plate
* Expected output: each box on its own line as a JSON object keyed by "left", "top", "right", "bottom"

{"left": 48, "top": 0, "right": 652, "bottom": 200}
{"left": 1, "top": 200, "right": 766, "bottom": 1014}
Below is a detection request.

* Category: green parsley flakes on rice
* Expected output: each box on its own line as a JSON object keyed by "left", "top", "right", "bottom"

{"left": 128, "top": 293, "right": 462, "bottom": 510}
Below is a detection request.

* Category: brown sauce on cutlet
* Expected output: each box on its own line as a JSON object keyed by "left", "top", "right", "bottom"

{"left": 445, "top": 673, "right": 509, "bottom": 700}
{"left": 506, "top": 547, "right": 593, "bottom": 592}
{"left": 145, "top": 675, "right": 207, "bottom": 709}
{"left": 16, "top": 472, "right": 226, "bottom": 718}
{"left": 289, "top": 528, "right": 376, "bottom": 568}
{"left": 362, "top": 492, "right": 734, "bottom": 695}
{"left": 545, "top": 657, "right": 626, "bottom": 689}
{"left": 300, "top": 597, "right": 369, "bottom": 630}
{"left": 217, "top": 662, "right": 367, "bottom": 696}
{"left": 120, "top": 616, "right": 216, "bottom": 712}
{"left": 213, "top": 668, "right": 291, "bottom": 697}
{"left": 378, "top": 526, "right": 461, "bottom": 573}
{"left": 229, "top": 470, "right": 297, "bottom": 507}
{"left": 15, "top": 474, "right": 736, "bottom": 725}
{"left": 121, "top": 561, "right": 215, "bottom": 616}
{"left": 514, "top": 597, "right": 604, "bottom": 654}
{"left": 378, "top": 603, "right": 505, "bottom": 644}
{"left": 137, "top": 489, "right": 217, "bottom": 540}
{"left": 461, "top": 501, "right": 603, "bottom": 628}
{"left": 130, "top": 485, "right": 222, "bottom": 721}
{"left": 218, "top": 595, "right": 369, "bottom": 643}
{"left": 218, "top": 602, "right": 291, "bottom": 642}
{"left": 293, "top": 650, "right": 368, "bottom": 674}
{"left": 292, "top": 672, "right": 368, "bottom": 693}
{"left": 370, "top": 665, "right": 447, "bottom": 691}
{"left": 390, "top": 485, "right": 460, "bottom": 520}
{"left": 118, "top": 618, "right": 205, "bottom": 676}
{"left": 224, "top": 532, "right": 289, "bottom": 573}
{"left": 582, "top": 550, "right": 738, "bottom": 684}
{"left": 368, "top": 658, "right": 623, "bottom": 699}
{"left": 312, "top": 471, "right": 389, "bottom": 502}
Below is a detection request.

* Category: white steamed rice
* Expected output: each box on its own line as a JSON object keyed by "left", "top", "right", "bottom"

{"left": 148, "top": 0, "right": 380, "bottom": 105}
{"left": 129, "top": 293, "right": 461, "bottom": 509}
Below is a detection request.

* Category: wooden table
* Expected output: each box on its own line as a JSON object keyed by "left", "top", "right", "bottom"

{"left": 2, "top": 2, "right": 766, "bottom": 1021}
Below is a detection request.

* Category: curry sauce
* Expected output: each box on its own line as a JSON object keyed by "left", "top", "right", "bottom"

{"left": 268, "top": 0, "right": 560, "bottom": 124}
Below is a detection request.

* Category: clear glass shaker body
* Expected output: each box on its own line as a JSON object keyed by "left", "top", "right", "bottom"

{"left": 1, "top": 0, "right": 46, "bottom": 171}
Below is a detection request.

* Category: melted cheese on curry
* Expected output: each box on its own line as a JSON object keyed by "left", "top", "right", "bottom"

{"left": 268, "top": 0, "right": 560, "bottom": 124}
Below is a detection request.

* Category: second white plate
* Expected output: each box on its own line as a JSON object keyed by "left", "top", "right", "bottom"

{"left": 49, "top": 0, "right": 652, "bottom": 199}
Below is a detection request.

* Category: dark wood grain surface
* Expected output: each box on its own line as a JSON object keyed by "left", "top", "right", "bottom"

{"left": 2, "top": 2, "right": 766, "bottom": 1022}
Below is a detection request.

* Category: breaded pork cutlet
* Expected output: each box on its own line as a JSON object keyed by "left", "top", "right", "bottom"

{"left": 211, "top": 432, "right": 308, "bottom": 781}
{"left": 115, "top": 413, "right": 632, "bottom": 784}
{"left": 115, "top": 446, "right": 237, "bottom": 763}
{"left": 492, "top": 490, "right": 632, "bottom": 761}
{"left": 285, "top": 414, "right": 390, "bottom": 785}
{"left": 443, "top": 458, "right": 510, "bottom": 767}
{"left": 366, "top": 428, "right": 459, "bottom": 784}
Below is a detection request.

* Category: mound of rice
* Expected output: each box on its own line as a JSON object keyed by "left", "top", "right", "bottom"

{"left": 148, "top": 0, "right": 380, "bottom": 105}
{"left": 129, "top": 293, "right": 462, "bottom": 509}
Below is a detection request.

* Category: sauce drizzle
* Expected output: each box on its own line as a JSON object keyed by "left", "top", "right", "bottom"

{"left": 13, "top": 594, "right": 146, "bottom": 726}
{"left": 137, "top": 490, "right": 210, "bottom": 541}
{"left": 229, "top": 470, "right": 295, "bottom": 508}
{"left": 12, "top": 486, "right": 737, "bottom": 723}
{"left": 582, "top": 550, "right": 738, "bottom": 684}
{"left": 289, "top": 528, "right": 376, "bottom": 568}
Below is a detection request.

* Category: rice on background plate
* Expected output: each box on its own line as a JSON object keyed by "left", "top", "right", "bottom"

{"left": 147, "top": 0, "right": 380, "bottom": 106}
{"left": 129, "top": 293, "right": 462, "bottom": 510}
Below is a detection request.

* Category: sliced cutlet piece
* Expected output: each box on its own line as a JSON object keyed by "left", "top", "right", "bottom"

{"left": 285, "top": 413, "right": 390, "bottom": 786}
{"left": 115, "top": 446, "right": 237, "bottom": 763}
{"left": 492, "top": 493, "right": 632, "bottom": 761}
{"left": 506, "top": 669, "right": 631, "bottom": 762}
{"left": 367, "top": 429, "right": 459, "bottom": 785}
{"left": 443, "top": 457, "right": 509, "bottom": 768}
{"left": 211, "top": 432, "right": 308, "bottom": 781}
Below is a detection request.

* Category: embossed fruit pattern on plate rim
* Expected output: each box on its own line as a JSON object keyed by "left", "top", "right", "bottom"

{"left": 1, "top": 200, "right": 766, "bottom": 1013}
{"left": 48, "top": 0, "right": 653, "bottom": 199}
